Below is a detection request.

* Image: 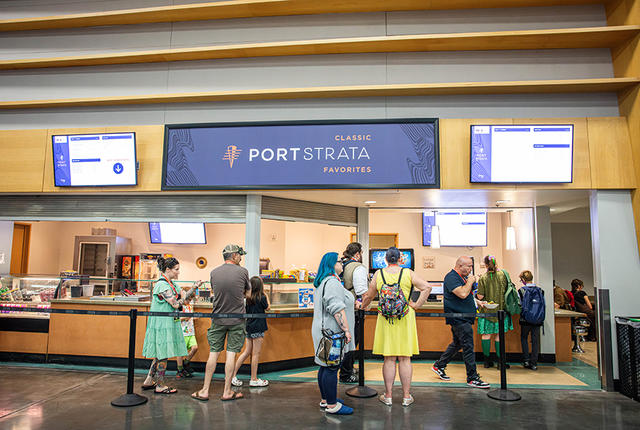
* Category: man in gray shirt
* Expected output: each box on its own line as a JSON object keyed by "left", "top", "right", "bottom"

{"left": 192, "top": 244, "right": 250, "bottom": 402}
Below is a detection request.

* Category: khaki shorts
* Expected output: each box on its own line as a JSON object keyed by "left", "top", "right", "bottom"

{"left": 207, "top": 322, "right": 246, "bottom": 353}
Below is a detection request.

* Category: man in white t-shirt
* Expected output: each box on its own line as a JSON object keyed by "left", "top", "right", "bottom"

{"left": 339, "top": 242, "right": 369, "bottom": 383}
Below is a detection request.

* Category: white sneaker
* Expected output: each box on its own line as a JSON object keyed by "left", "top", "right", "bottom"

{"left": 231, "top": 377, "right": 243, "bottom": 387}
{"left": 249, "top": 378, "right": 269, "bottom": 387}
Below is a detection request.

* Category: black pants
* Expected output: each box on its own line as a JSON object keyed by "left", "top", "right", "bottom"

{"left": 435, "top": 322, "right": 478, "bottom": 381}
{"left": 339, "top": 314, "right": 361, "bottom": 379}
{"left": 520, "top": 324, "right": 540, "bottom": 365}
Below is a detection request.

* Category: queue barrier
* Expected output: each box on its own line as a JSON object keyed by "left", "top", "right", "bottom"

{"left": 4, "top": 307, "right": 521, "bottom": 406}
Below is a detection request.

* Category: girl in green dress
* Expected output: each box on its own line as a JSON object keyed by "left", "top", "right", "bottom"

{"left": 476, "top": 255, "right": 513, "bottom": 369}
{"left": 141, "top": 257, "right": 202, "bottom": 394}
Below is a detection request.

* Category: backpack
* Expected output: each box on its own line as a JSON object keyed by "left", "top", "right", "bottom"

{"left": 502, "top": 270, "right": 522, "bottom": 316}
{"left": 520, "top": 286, "right": 546, "bottom": 325}
{"left": 377, "top": 268, "right": 409, "bottom": 323}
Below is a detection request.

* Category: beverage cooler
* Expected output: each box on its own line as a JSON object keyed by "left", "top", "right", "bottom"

{"left": 114, "top": 254, "right": 140, "bottom": 293}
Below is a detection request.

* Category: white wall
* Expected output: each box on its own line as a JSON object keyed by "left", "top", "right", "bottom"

{"left": 0, "top": 221, "right": 14, "bottom": 275}
{"left": 551, "top": 222, "right": 594, "bottom": 294}
{"left": 25, "top": 219, "right": 354, "bottom": 280}
{"left": 501, "top": 210, "right": 536, "bottom": 282}
{"left": 369, "top": 210, "right": 511, "bottom": 280}
{"left": 590, "top": 191, "right": 640, "bottom": 379}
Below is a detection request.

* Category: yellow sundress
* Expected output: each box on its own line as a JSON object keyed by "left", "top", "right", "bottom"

{"left": 372, "top": 268, "right": 419, "bottom": 357}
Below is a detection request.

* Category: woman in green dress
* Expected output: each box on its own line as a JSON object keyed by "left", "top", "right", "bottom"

{"left": 476, "top": 255, "right": 513, "bottom": 369}
{"left": 142, "top": 257, "right": 202, "bottom": 394}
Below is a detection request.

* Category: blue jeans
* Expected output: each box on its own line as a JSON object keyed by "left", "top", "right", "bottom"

{"left": 317, "top": 366, "right": 339, "bottom": 404}
{"left": 434, "top": 322, "right": 478, "bottom": 381}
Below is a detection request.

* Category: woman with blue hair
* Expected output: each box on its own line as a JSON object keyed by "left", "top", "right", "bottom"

{"left": 311, "top": 252, "right": 355, "bottom": 415}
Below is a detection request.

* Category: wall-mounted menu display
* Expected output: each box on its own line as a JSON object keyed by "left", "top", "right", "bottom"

{"left": 149, "top": 222, "right": 207, "bottom": 244}
{"left": 470, "top": 125, "right": 573, "bottom": 183}
{"left": 423, "top": 210, "right": 487, "bottom": 247}
{"left": 53, "top": 132, "right": 137, "bottom": 187}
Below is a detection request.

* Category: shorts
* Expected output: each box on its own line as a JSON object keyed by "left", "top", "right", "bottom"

{"left": 184, "top": 335, "right": 198, "bottom": 350}
{"left": 207, "top": 322, "right": 246, "bottom": 353}
{"left": 247, "top": 332, "right": 265, "bottom": 339}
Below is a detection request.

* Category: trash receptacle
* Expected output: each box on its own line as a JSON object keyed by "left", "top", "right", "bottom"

{"left": 615, "top": 317, "right": 640, "bottom": 401}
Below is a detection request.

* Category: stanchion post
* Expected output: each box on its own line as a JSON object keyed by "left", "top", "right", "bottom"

{"left": 487, "top": 310, "right": 521, "bottom": 402}
{"left": 346, "top": 309, "right": 377, "bottom": 398}
{"left": 111, "top": 308, "right": 148, "bottom": 407}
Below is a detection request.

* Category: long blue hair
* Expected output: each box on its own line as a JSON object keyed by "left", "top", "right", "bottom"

{"left": 314, "top": 252, "right": 339, "bottom": 288}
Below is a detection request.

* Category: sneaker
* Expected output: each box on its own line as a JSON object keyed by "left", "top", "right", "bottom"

{"left": 530, "top": 364, "right": 538, "bottom": 371}
{"left": 484, "top": 359, "right": 494, "bottom": 368}
{"left": 249, "top": 378, "right": 269, "bottom": 387}
{"left": 231, "top": 377, "right": 243, "bottom": 387}
{"left": 184, "top": 362, "right": 195, "bottom": 374}
{"left": 402, "top": 395, "right": 414, "bottom": 407}
{"left": 326, "top": 403, "right": 353, "bottom": 415}
{"left": 340, "top": 373, "right": 358, "bottom": 384}
{"left": 496, "top": 361, "right": 511, "bottom": 370}
{"left": 522, "top": 361, "right": 530, "bottom": 369}
{"left": 319, "top": 398, "right": 344, "bottom": 408}
{"left": 431, "top": 364, "right": 451, "bottom": 381}
{"left": 378, "top": 394, "right": 392, "bottom": 406}
{"left": 175, "top": 369, "right": 189, "bottom": 379}
{"left": 467, "top": 377, "right": 490, "bottom": 389}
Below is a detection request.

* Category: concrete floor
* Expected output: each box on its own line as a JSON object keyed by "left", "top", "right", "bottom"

{"left": 1, "top": 365, "right": 638, "bottom": 430}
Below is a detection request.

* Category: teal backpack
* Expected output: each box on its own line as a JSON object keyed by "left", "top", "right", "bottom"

{"left": 502, "top": 270, "right": 522, "bottom": 316}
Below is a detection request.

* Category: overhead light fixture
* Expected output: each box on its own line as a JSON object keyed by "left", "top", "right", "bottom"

{"left": 505, "top": 210, "right": 517, "bottom": 250}
{"left": 431, "top": 211, "right": 441, "bottom": 249}
{"left": 364, "top": 200, "right": 376, "bottom": 205}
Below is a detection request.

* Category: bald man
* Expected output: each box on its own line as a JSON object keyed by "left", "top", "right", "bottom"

{"left": 431, "top": 257, "right": 490, "bottom": 389}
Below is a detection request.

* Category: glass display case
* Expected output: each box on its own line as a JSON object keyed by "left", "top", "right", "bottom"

{"left": 0, "top": 275, "right": 59, "bottom": 318}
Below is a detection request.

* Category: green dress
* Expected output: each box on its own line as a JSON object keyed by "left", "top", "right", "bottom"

{"left": 477, "top": 270, "right": 513, "bottom": 334}
{"left": 142, "top": 279, "right": 188, "bottom": 360}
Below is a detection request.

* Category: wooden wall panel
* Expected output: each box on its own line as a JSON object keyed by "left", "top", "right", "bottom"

{"left": 0, "top": 331, "right": 48, "bottom": 354}
{"left": 48, "top": 302, "right": 148, "bottom": 358}
{"left": 0, "top": 129, "right": 48, "bottom": 192}
{"left": 0, "top": 118, "right": 634, "bottom": 194}
{"left": 587, "top": 117, "right": 636, "bottom": 188}
{"left": 42, "top": 125, "right": 164, "bottom": 193}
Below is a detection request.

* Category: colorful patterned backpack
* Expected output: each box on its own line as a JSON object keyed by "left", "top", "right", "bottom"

{"left": 377, "top": 268, "right": 409, "bottom": 323}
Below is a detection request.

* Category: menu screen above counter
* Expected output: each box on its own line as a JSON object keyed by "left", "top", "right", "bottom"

{"left": 470, "top": 125, "right": 573, "bottom": 183}
{"left": 423, "top": 210, "right": 487, "bottom": 247}
{"left": 162, "top": 120, "right": 439, "bottom": 190}
{"left": 149, "top": 222, "right": 206, "bottom": 244}
{"left": 52, "top": 132, "right": 137, "bottom": 187}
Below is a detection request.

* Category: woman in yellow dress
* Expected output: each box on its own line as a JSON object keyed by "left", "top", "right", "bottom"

{"left": 360, "top": 247, "right": 432, "bottom": 407}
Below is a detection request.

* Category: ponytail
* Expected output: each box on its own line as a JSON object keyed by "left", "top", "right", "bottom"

{"left": 484, "top": 255, "right": 497, "bottom": 273}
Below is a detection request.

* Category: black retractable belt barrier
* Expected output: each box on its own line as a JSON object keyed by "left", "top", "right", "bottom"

{"left": 346, "top": 309, "right": 377, "bottom": 398}
{"left": 487, "top": 310, "right": 521, "bottom": 402}
{"left": 7, "top": 307, "right": 521, "bottom": 404}
{"left": 111, "top": 308, "right": 148, "bottom": 407}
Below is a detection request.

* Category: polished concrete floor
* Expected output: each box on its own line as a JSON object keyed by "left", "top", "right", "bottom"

{"left": 1, "top": 365, "right": 638, "bottom": 430}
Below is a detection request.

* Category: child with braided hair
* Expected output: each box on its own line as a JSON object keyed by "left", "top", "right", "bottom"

{"left": 476, "top": 255, "right": 514, "bottom": 369}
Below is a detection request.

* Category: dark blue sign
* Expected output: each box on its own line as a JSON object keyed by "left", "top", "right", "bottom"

{"left": 162, "top": 120, "right": 439, "bottom": 190}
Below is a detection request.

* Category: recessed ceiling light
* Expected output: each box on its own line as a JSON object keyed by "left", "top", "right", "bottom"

{"left": 364, "top": 200, "right": 376, "bottom": 205}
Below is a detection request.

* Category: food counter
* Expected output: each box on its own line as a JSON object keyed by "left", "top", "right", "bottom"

{"left": 2, "top": 280, "right": 582, "bottom": 365}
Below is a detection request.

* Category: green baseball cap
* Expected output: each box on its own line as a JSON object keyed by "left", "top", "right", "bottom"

{"left": 223, "top": 244, "right": 247, "bottom": 255}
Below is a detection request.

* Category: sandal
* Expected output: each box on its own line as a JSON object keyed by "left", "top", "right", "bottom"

{"left": 141, "top": 383, "right": 156, "bottom": 391}
{"left": 191, "top": 392, "right": 209, "bottom": 402}
{"left": 220, "top": 392, "right": 244, "bottom": 401}
{"left": 154, "top": 386, "right": 177, "bottom": 394}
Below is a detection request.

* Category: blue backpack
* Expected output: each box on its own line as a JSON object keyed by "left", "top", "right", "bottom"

{"left": 520, "top": 286, "right": 545, "bottom": 325}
